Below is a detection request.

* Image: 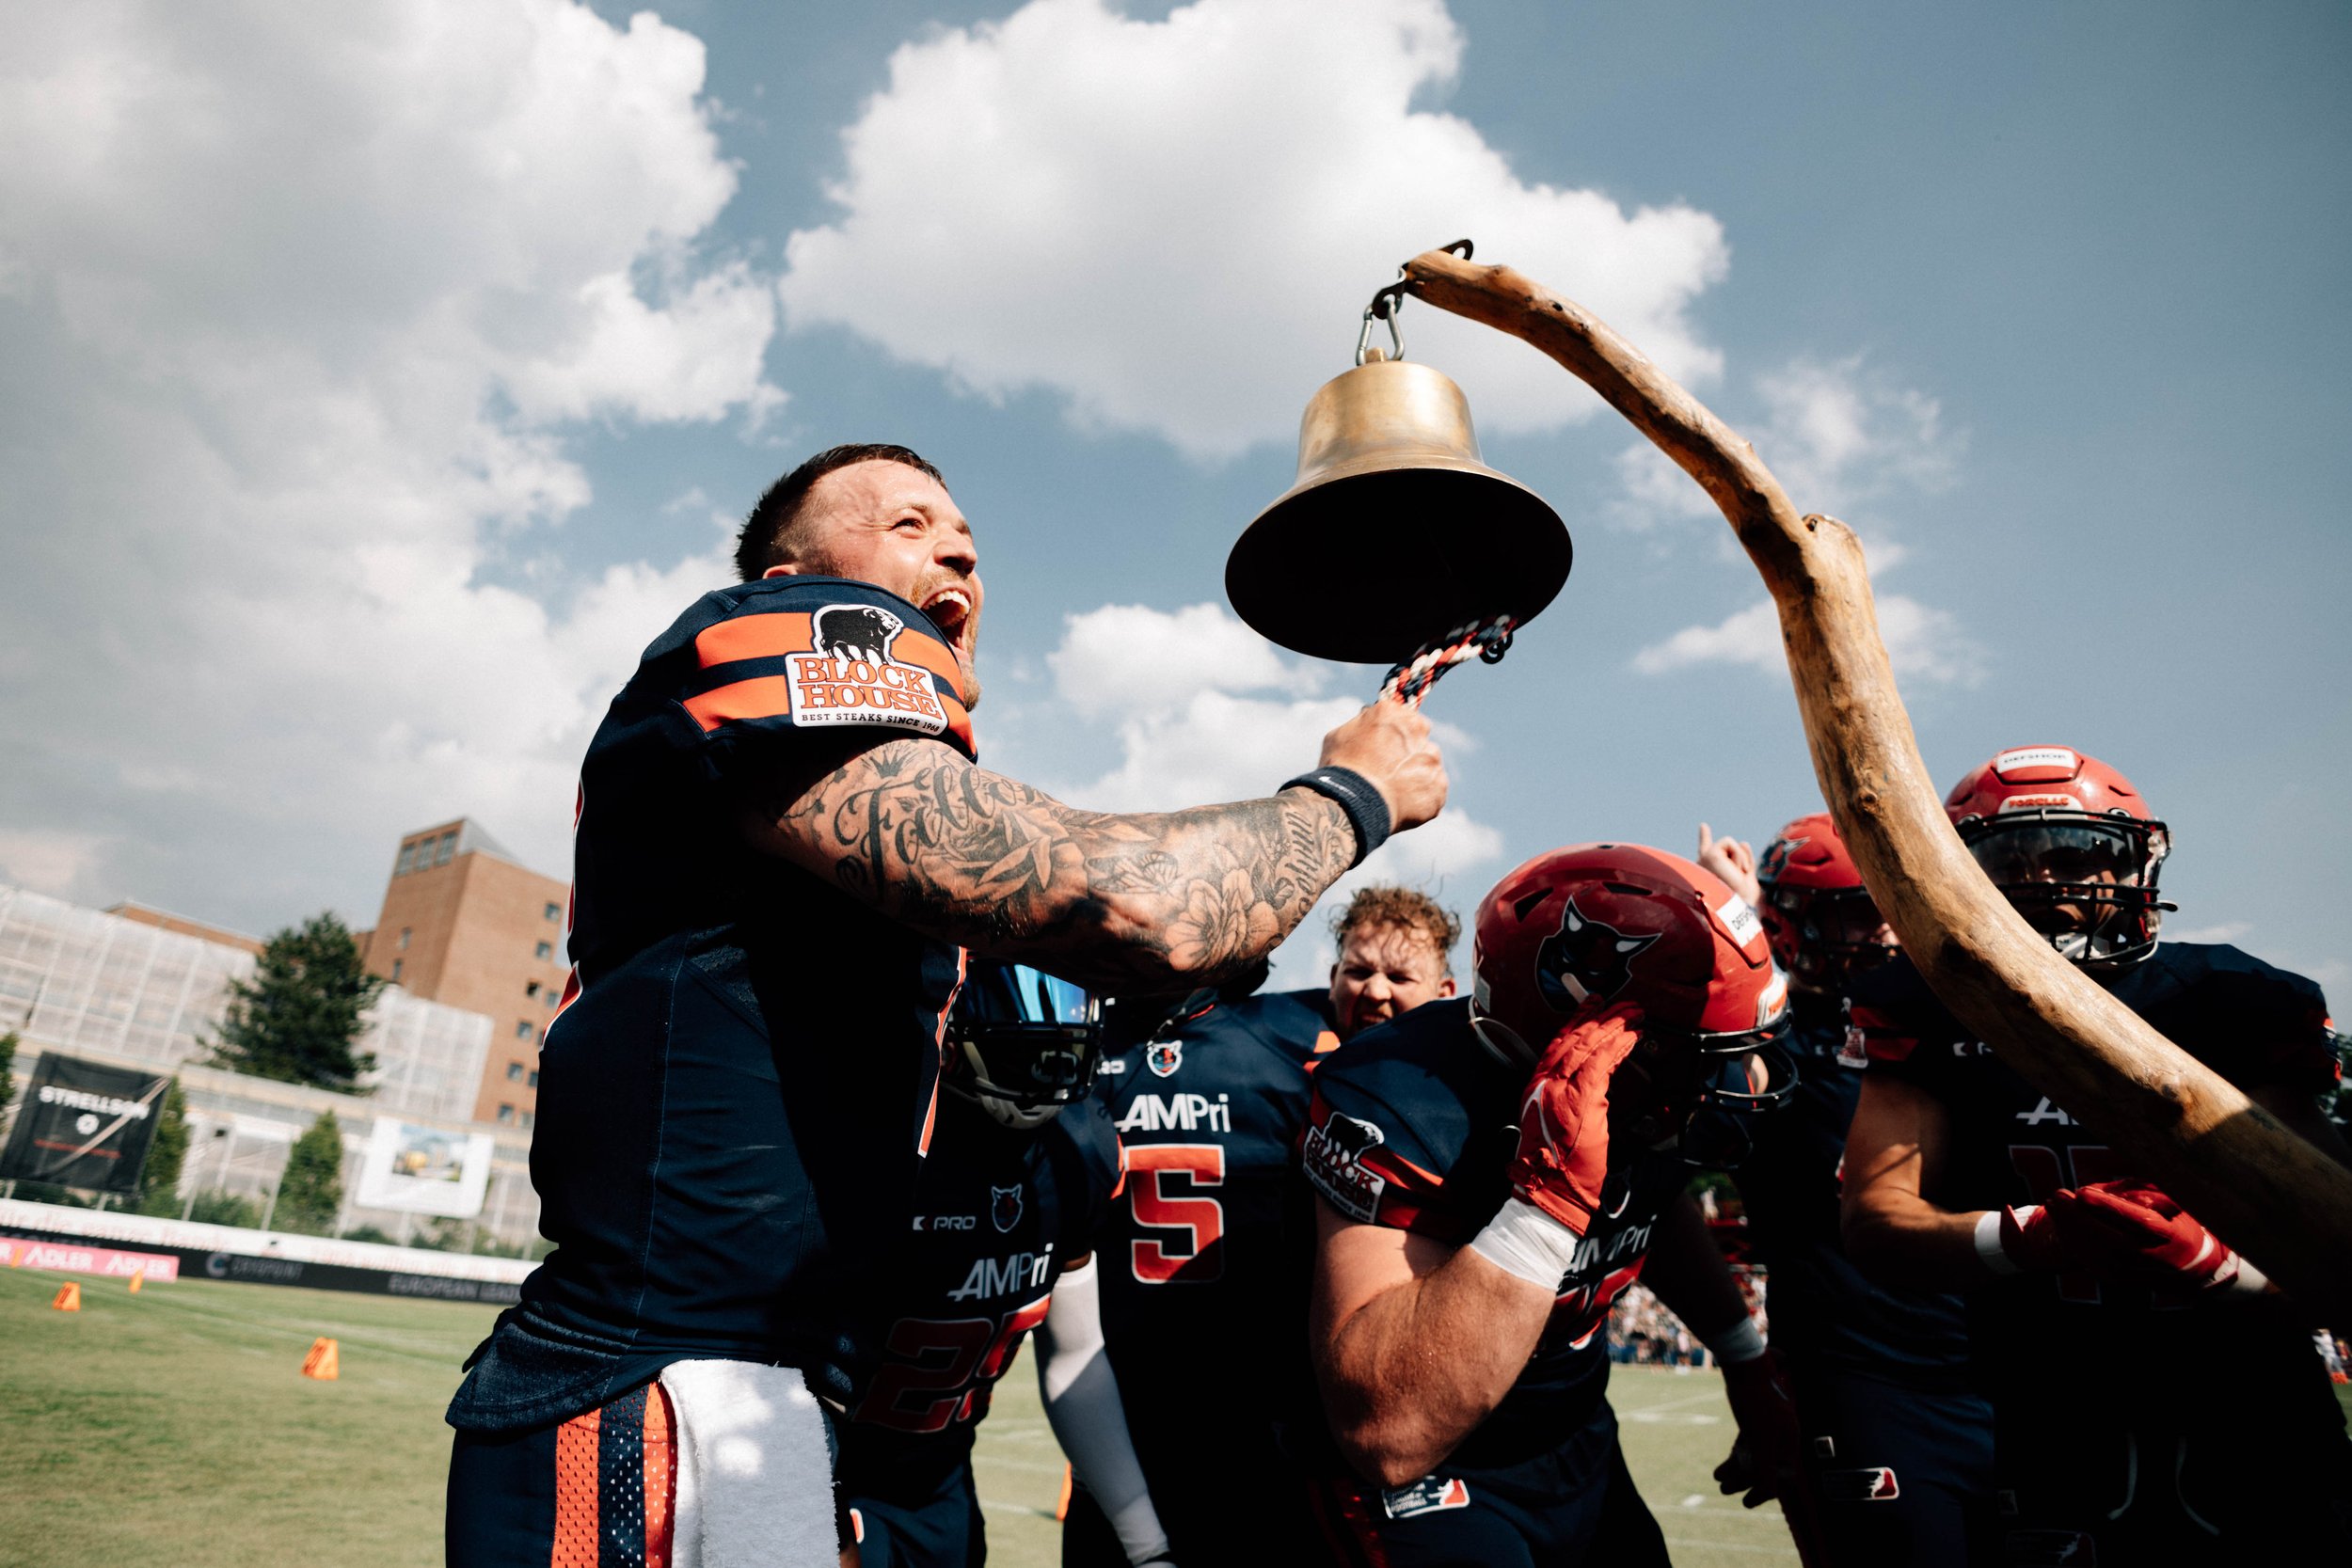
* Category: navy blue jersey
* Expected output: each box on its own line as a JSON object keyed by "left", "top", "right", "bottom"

{"left": 1855, "top": 943, "right": 2344, "bottom": 1426}
{"left": 837, "top": 1093, "right": 1121, "bottom": 1502}
{"left": 1302, "top": 998, "right": 1687, "bottom": 1471}
{"left": 1730, "top": 993, "right": 1971, "bottom": 1387}
{"left": 450, "top": 578, "right": 977, "bottom": 1433}
{"left": 1090, "top": 988, "right": 1337, "bottom": 1555}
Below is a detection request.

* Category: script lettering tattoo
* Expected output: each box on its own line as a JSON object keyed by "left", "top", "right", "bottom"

{"left": 751, "top": 739, "right": 1357, "bottom": 988}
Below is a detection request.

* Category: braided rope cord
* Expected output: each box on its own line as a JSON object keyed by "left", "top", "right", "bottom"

{"left": 1376, "top": 613, "right": 1517, "bottom": 708}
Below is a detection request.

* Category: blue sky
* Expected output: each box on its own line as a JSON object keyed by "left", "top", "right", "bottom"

{"left": 2, "top": 1, "right": 2345, "bottom": 992}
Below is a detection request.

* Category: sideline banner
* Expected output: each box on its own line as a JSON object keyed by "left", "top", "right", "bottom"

{"left": 0, "top": 1053, "right": 171, "bottom": 1194}
{"left": 0, "top": 1237, "right": 182, "bottom": 1281}
{"left": 0, "top": 1223, "right": 519, "bottom": 1305}
{"left": 351, "top": 1117, "right": 496, "bottom": 1218}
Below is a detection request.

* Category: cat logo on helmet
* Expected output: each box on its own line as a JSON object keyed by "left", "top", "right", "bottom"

{"left": 1535, "top": 895, "right": 1661, "bottom": 1011}
{"left": 1146, "top": 1040, "right": 1183, "bottom": 1078}
{"left": 991, "top": 1183, "right": 1025, "bottom": 1234}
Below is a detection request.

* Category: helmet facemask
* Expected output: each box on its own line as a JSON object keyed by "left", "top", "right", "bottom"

{"left": 1955, "top": 809, "right": 2173, "bottom": 973}
{"left": 1615, "top": 1012, "right": 1800, "bottom": 1167}
{"left": 945, "top": 963, "right": 1103, "bottom": 1131}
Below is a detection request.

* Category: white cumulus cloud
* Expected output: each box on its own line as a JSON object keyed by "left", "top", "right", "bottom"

{"left": 0, "top": 1, "right": 772, "bottom": 921}
{"left": 1633, "top": 593, "right": 1985, "bottom": 687}
{"left": 1016, "top": 601, "right": 1502, "bottom": 990}
{"left": 778, "top": 0, "right": 1728, "bottom": 459}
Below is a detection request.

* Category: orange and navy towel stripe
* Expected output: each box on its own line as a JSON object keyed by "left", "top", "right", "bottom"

{"left": 551, "top": 1381, "right": 675, "bottom": 1568}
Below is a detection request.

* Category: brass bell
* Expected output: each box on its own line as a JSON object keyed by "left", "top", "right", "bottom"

{"left": 1227, "top": 341, "right": 1571, "bottom": 666}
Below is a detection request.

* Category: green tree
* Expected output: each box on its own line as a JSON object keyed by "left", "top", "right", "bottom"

{"left": 188, "top": 1189, "right": 261, "bottom": 1228}
{"left": 135, "top": 1080, "right": 190, "bottom": 1217}
{"left": 210, "top": 913, "right": 383, "bottom": 1091}
{"left": 0, "top": 1028, "right": 17, "bottom": 1119}
{"left": 274, "top": 1111, "right": 344, "bottom": 1235}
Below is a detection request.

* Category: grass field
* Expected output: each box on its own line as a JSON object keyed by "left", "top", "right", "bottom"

{"left": 8, "top": 1267, "right": 2345, "bottom": 1566}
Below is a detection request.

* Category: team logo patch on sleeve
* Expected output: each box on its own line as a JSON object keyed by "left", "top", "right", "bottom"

{"left": 1301, "top": 1108, "right": 1389, "bottom": 1224}
{"left": 788, "top": 605, "right": 949, "bottom": 734}
{"left": 1379, "top": 1476, "right": 1470, "bottom": 1519}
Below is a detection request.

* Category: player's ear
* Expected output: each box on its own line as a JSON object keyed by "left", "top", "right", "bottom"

{"left": 1437, "top": 976, "right": 1457, "bottom": 998}
{"left": 763, "top": 562, "right": 805, "bottom": 578}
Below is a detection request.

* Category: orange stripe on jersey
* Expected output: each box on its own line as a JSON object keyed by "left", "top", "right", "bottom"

{"left": 682, "top": 675, "right": 798, "bottom": 731}
{"left": 551, "top": 1407, "right": 602, "bottom": 1566}
{"left": 694, "top": 611, "right": 813, "bottom": 669}
{"left": 644, "top": 1381, "right": 676, "bottom": 1568}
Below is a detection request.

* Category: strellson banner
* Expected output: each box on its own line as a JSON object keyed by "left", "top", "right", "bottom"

{"left": 0, "top": 1052, "right": 170, "bottom": 1194}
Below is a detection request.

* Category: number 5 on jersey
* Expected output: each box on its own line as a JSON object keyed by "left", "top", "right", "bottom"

{"left": 1126, "top": 1144, "right": 1226, "bottom": 1283}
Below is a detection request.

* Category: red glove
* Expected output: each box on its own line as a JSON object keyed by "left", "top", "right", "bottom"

{"left": 2063, "top": 1179, "right": 2239, "bottom": 1288}
{"left": 1506, "top": 1003, "right": 1645, "bottom": 1235}
{"left": 1994, "top": 1199, "right": 2077, "bottom": 1272}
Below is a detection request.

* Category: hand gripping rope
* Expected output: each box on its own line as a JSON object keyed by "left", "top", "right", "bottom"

{"left": 1377, "top": 613, "right": 1517, "bottom": 709}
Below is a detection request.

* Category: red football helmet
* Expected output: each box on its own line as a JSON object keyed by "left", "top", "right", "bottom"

{"left": 1471, "top": 844, "right": 1793, "bottom": 1149}
{"left": 1945, "top": 745, "right": 2172, "bottom": 971}
{"left": 1756, "top": 813, "right": 1899, "bottom": 992}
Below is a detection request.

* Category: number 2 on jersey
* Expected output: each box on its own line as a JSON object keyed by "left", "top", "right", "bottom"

{"left": 1126, "top": 1143, "right": 1225, "bottom": 1284}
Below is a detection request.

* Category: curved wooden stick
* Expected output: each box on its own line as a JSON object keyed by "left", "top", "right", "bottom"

{"left": 1402, "top": 247, "right": 2352, "bottom": 1317}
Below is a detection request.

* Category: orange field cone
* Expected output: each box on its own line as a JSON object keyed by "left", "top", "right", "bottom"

{"left": 51, "top": 1281, "right": 82, "bottom": 1312}
{"left": 1055, "top": 1462, "right": 1073, "bottom": 1522}
{"left": 128, "top": 1268, "right": 145, "bottom": 1294}
{"left": 300, "top": 1337, "right": 340, "bottom": 1381}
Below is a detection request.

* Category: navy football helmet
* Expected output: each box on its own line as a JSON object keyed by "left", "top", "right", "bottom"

{"left": 946, "top": 961, "right": 1103, "bottom": 1130}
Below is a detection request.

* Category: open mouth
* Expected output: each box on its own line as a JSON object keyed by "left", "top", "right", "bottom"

{"left": 923, "top": 586, "right": 974, "bottom": 644}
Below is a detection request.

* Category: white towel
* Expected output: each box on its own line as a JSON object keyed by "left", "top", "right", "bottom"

{"left": 660, "top": 1359, "right": 840, "bottom": 1568}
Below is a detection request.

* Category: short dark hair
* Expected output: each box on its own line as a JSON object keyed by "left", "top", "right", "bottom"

{"left": 734, "top": 443, "right": 946, "bottom": 582}
{"left": 1332, "top": 885, "right": 1462, "bottom": 975}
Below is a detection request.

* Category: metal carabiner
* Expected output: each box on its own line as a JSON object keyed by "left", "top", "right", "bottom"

{"left": 1357, "top": 277, "right": 1410, "bottom": 364}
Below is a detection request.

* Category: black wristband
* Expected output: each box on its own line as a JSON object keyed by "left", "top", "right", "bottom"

{"left": 1281, "top": 766, "right": 1392, "bottom": 868}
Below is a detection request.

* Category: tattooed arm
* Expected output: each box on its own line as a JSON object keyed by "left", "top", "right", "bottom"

{"left": 740, "top": 703, "right": 1446, "bottom": 990}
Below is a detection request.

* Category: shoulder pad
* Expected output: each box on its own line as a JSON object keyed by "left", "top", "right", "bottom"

{"left": 645, "top": 578, "right": 974, "bottom": 757}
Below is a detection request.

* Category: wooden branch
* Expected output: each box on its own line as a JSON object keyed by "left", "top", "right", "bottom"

{"left": 1402, "top": 247, "right": 2352, "bottom": 1318}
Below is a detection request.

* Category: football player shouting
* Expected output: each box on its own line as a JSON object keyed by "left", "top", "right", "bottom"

{"left": 1303, "top": 845, "right": 1808, "bottom": 1565}
{"left": 1065, "top": 887, "right": 1462, "bottom": 1565}
{"left": 839, "top": 961, "right": 1171, "bottom": 1568}
{"left": 1842, "top": 745, "right": 2352, "bottom": 1562}
{"left": 1694, "top": 814, "right": 1993, "bottom": 1565}
{"left": 445, "top": 445, "right": 1446, "bottom": 1567}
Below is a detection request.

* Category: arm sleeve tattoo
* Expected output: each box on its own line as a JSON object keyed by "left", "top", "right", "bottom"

{"left": 744, "top": 736, "right": 1359, "bottom": 989}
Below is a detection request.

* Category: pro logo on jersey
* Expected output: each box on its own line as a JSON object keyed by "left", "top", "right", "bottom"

{"left": 1535, "top": 895, "right": 1661, "bottom": 1010}
{"left": 1820, "top": 1466, "right": 1900, "bottom": 1502}
{"left": 1301, "top": 1108, "right": 1389, "bottom": 1225}
{"left": 1146, "top": 1040, "right": 1183, "bottom": 1077}
{"left": 787, "top": 604, "right": 949, "bottom": 735}
{"left": 1380, "top": 1477, "right": 1470, "bottom": 1519}
{"left": 991, "top": 1183, "right": 1025, "bottom": 1233}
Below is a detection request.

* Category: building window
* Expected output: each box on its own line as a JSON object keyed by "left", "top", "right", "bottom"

{"left": 521, "top": 1111, "right": 535, "bottom": 1131}
{"left": 524, "top": 980, "right": 540, "bottom": 998}
{"left": 497, "top": 1104, "right": 516, "bottom": 1124}
{"left": 515, "top": 1020, "right": 533, "bottom": 1039}
{"left": 506, "top": 1061, "right": 524, "bottom": 1081}
{"left": 398, "top": 927, "right": 411, "bottom": 949}
{"left": 534, "top": 942, "right": 553, "bottom": 961}
{"left": 547, "top": 991, "right": 560, "bottom": 1007}
{"left": 545, "top": 902, "right": 561, "bottom": 922}
{"left": 528, "top": 1069, "right": 541, "bottom": 1088}
{"left": 395, "top": 843, "right": 416, "bottom": 876}
{"left": 390, "top": 958, "right": 404, "bottom": 983}
{"left": 435, "top": 831, "right": 457, "bottom": 866}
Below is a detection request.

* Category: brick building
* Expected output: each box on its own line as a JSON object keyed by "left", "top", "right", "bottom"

{"left": 359, "top": 819, "right": 568, "bottom": 1127}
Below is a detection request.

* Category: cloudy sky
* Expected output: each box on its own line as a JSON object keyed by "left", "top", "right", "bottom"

{"left": 3, "top": 0, "right": 2346, "bottom": 992}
